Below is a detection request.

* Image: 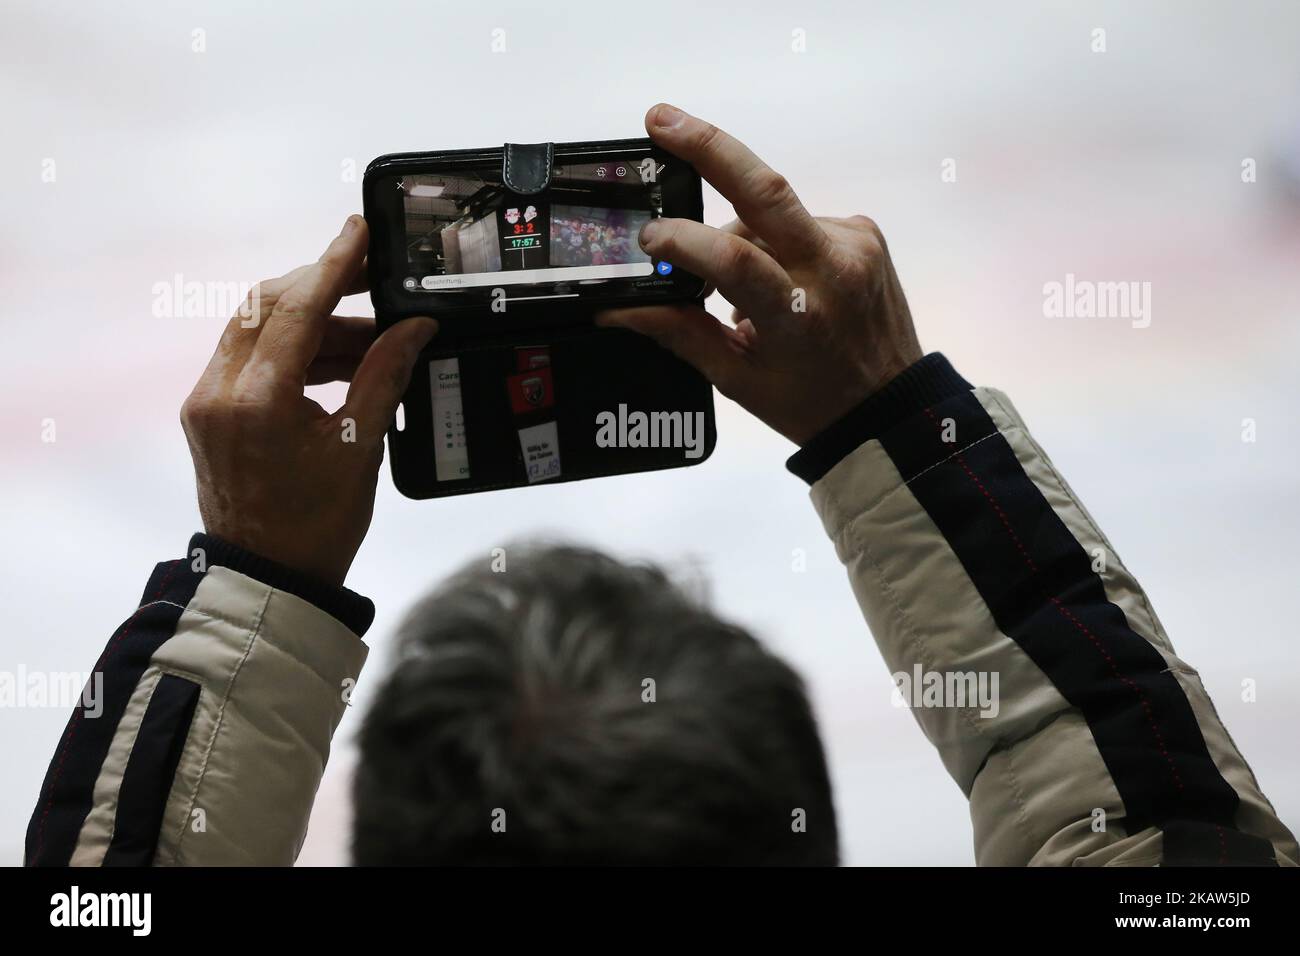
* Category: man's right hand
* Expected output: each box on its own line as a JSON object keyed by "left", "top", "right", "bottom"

{"left": 598, "top": 104, "right": 923, "bottom": 446}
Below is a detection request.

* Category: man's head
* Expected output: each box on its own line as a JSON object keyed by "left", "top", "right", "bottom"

{"left": 352, "top": 544, "right": 838, "bottom": 865}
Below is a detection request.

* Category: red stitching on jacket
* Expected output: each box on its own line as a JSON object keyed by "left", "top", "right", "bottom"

{"left": 30, "top": 562, "right": 181, "bottom": 864}
{"left": 921, "top": 407, "right": 1184, "bottom": 794}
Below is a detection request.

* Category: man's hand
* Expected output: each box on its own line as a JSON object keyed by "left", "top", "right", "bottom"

{"left": 180, "top": 215, "right": 437, "bottom": 587}
{"left": 599, "top": 104, "right": 922, "bottom": 446}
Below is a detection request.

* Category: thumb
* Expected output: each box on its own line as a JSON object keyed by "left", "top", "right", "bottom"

{"left": 596, "top": 305, "right": 744, "bottom": 397}
{"left": 341, "top": 316, "right": 438, "bottom": 444}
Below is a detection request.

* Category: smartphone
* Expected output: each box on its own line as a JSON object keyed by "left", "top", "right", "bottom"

{"left": 363, "top": 138, "right": 705, "bottom": 334}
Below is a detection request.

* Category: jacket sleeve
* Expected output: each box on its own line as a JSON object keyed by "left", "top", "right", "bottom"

{"left": 789, "top": 353, "right": 1299, "bottom": 866}
{"left": 25, "top": 533, "right": 371, "bottom": 866}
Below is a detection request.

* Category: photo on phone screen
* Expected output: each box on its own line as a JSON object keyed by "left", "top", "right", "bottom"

{"left": 402, "top": 164, "right": 656, "bottom": 290}
{"left": 365, "top": 142, "right": 704, "bottom": 318}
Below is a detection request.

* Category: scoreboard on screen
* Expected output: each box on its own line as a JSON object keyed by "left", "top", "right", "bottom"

{"left": 498, "top": 202, "right": 548, "bottom": 270}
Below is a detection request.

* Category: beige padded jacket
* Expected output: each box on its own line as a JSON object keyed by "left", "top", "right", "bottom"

{"left": 26, "top": 354, "right": 1298, "bottom": 866}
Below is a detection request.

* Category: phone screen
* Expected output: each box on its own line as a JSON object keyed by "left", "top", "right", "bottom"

{"left": 365, "top": 142, "right": 704, "bottom": 322}
{"left": 403, "top": 163, "right": 656, "bottom": 290}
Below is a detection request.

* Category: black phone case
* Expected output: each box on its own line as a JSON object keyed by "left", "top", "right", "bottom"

{"left": 364, "top": 140, "right": 716, "bottom": 500}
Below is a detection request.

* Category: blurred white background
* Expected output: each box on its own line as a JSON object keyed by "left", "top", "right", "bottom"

{"left": 2, "top": 0, "right": 1298, "bottom": 865}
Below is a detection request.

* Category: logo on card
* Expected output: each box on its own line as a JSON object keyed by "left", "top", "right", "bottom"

{"left": 522, "top": 376, "right": 545, "bottom": 407}
{"left": 506, "top": 366, "right": 555, "bottom": 415}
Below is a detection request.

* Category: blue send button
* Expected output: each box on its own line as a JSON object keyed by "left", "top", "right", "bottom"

{"left": 656, "top": 261, "right": 673, "bottom": 276}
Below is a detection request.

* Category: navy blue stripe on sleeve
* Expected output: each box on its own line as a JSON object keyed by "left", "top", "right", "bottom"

{"left": 102, "top": 674, "right": 202, "bottom": 866}
{"left": 25, "top": 560, "right": 203, "bottom": 866}
{"left": 878, "top": 391, "right": 1274, "bottom": 866}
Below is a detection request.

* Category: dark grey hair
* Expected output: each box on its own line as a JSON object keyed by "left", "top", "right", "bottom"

{"left": 352, "top": 543, "right": 838, "bottom": 865}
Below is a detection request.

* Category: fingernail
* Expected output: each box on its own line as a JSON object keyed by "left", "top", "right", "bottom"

{"left": 652, "top": 104, "right": 685, "bottom": 130}
{"left": 638, "top": 220, "right": 660, "bottom": 249}
{"left": 340, "top": 215, "right": 361, "bottom": 238}
{"left": 412, "top": 317, "right": 438, "bottom": 347}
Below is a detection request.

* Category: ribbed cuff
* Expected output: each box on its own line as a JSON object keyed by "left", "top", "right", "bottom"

{"left": 786, "top": 353, "right": 972, "bottom": 485}
{"left": 187, "top": 533, "right": 376, "bottom": 637}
